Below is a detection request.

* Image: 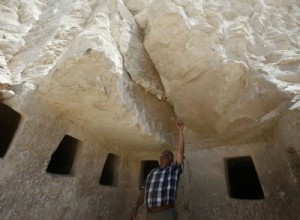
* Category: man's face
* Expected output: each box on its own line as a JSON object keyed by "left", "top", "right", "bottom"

{"left": 160, "top": 150, "right": 174, "bottom": 165}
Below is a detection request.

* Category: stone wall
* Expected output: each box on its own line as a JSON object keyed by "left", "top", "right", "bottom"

{"left": 183, "top": 142, "right": 300, "bottom": 219}
{"left": 0, "top": 94, "right": 165, "bottom": 220}
{"left": 1, "top": 0, "right": 300, "bottom": 219}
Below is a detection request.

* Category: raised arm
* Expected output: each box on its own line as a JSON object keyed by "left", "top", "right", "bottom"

{"left": 176, "top": 120, "right": 185, "bottom": 164}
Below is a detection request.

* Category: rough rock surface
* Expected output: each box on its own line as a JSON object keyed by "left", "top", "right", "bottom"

{"left": 1, "top": 0, "right": 300, "bottom": 219}
{"left": 0, "top": 0, "right": 176, "bottom": 148}
{"left": 129, "top": 0, "right": 300, "bottom": 139}
{"left": 1, "top": 0, "right": 299, "bottom": 140}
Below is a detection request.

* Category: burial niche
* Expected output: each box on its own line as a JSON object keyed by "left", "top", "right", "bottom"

{"left": 99, "top": 153, "right": 120, "bottom": 186}
{"left": 226, "top": 156, "right": 264, "bottom": 200}
{"left": 140, "top": 160, "right": 159, "bottom": 186}
{"left": 46, "top": 135, "right": 79, "bottom": 175}
{"left": 0, "top": 102, "right": 21, "bottom": 158}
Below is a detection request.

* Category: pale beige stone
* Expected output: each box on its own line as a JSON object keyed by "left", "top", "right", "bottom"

{"left": 1, "top": 0, "right": 300, "bottom": 219}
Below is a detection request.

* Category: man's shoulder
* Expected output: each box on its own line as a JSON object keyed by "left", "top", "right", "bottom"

{"left": 171, "top": 161, "right": 184, "bottom": 167}
{"left": 169, "top": 161, "right": 184, "bottom": 171}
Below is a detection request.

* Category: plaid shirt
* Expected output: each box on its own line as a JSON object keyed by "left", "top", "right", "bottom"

{"left": 141, "top": 162, "right": 183, "bottom": 208}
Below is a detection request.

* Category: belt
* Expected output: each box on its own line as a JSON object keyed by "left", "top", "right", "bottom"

{"left": 147, "top": 204, "right": 174, "bottom": 213}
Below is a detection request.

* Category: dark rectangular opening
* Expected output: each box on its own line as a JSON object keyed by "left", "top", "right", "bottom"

{"left": 0, "top": 102, "right": 21, "bottom": 158}
{"left": 46, "top": 135, "right": 79, "bottom": 175}
{"left": 99, "top": 153, "right": 120, "bottom": 186}
{"left": 140, "top": 160, "right": 159, "bottom": 186}
{"left": 226, "top": 156, "right": 264, "bottom": 200}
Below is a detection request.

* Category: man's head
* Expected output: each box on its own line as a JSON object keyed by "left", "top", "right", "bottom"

{"left": 159, "top": 150, "right": 174, "bottom": 167}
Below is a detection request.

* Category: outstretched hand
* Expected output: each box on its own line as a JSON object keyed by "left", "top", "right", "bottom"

{"left": 176, "top": 120, "right": 185, "bottom": 131}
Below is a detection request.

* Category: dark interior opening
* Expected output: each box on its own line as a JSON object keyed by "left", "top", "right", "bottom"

{"left": 0, "top": 102, "right": 21, "bottom": 158}
{"left": 226, "top": 156, "right": 264, "bottom": 199}
{"left": 99, "top": 153, "right": 120, "bottom": 186}
{"left": 140, "top": 160, "right": 159, "bottom": 185}
{"left": 46, "top": 135, "right": 79, "bottom": 175}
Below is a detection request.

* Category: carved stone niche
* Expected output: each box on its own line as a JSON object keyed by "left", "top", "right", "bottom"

{"left": 0, "top": 102, "right": 21, "bottom": 158}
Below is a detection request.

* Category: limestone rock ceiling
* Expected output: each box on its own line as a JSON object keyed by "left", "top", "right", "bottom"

{"left": 130, "top": 0, "right": 300, "bottom": 139}
{"left": 0, "top": 0, "right": 300, "bottom": 145}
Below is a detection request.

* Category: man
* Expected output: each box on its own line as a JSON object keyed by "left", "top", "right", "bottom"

{"left": 129, "top": 120, "right": 185, "bottom": 220}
